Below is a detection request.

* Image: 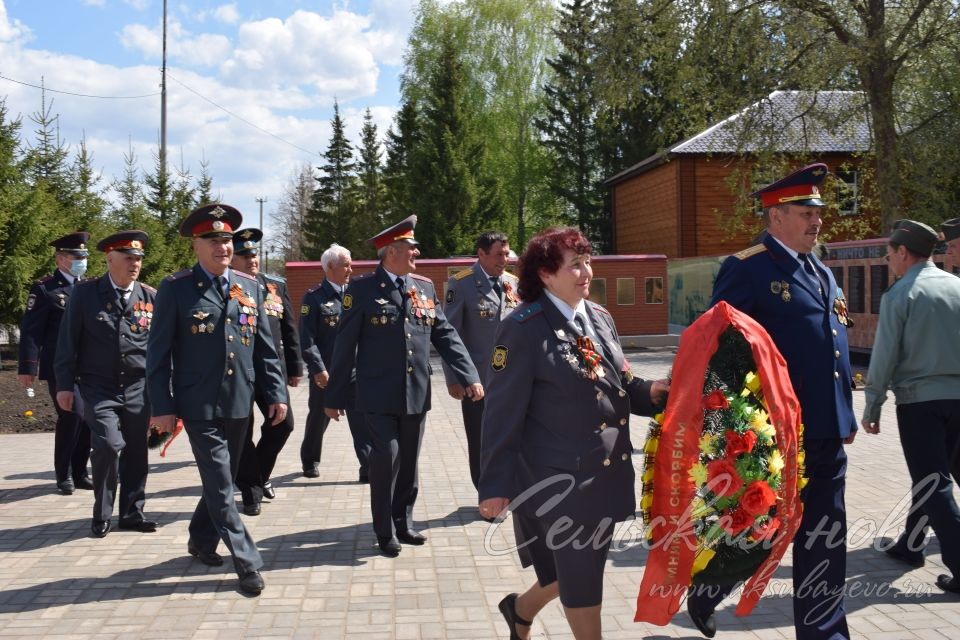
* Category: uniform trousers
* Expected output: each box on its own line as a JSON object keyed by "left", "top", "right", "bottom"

{"left": 898, "top": 433, "right": 960, "bottom": 549}
{"left": 47, "top": 377, "right": 91, "bottom": 483}
{"left": 896, "top": 399, "right": 960, "bottom": 578}
{"left": 81, "top": 382, "right": 149, "bottom": 522}
{"left": 236, "top": 385, "right": 294, "bottom": 506}
{"left": 689, "top": 437, "right": 849, "bottom": 640}
{"left": 183, "top": 418, "right": 263, "bottom": 578}
{"left": 459, "top": 396, "right": 484, "bottom": 489}
{"left": 301, "top": 382, "right": 370, "bottom": 476}
{"left": 364, "top": 412, "right": 425, "bottom": 539}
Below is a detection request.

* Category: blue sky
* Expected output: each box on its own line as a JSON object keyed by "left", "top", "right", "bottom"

{"left": 0, "top": 0, "right": 425, "bottom": 234}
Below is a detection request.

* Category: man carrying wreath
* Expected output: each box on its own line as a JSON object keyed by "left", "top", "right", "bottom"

{"left": 688, "top": 164, "right": 857, "bottom": 639}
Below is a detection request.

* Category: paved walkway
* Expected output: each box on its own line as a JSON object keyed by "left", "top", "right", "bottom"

{"left": 0, "top": 349, "right": 958, "bottom": 639}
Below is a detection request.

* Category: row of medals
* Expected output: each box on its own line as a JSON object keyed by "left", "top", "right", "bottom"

{"left": 409, "top": 289, "right": 436, "bottom": 326}
{"left": 130, "top": 301, "right": 153, "bottom": 332}
{"left": 238, "top": 305, "right": 259, "bottom": 346}
{"left": 264, "top": 295, "right": 284, "bottom": 318}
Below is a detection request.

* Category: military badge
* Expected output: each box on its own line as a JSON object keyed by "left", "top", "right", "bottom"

{"left": 770, "top": 281, "right": 782, "bottom": 295}
{"left": 833, "top": 289, "right": 850, "bottom": 326}
{"left": 26, "top": 294, "right": 36, "bottom": 311}
{"left": 446, "top": 289, "right": 455, "bottom": 303}
{"left": 301, "top": 304, "right": 310, "bottom": 316}
{"left": 491, "top": 345, "right": 508, "bottom": 371}
{"left": 193, "top": 311, "right": 211, "bottom": 320}
{"left": 343, "top": 293, "right": 353, "bottom": 309}
{"left": 503, "top": 282, "right": 519, "bottom": 308}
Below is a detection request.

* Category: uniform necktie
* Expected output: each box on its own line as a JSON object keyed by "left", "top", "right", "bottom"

{"left": 491, "top": 277, "right": 502, "bottom": 298}
{"left": 798, "top": 253, "right": 826, "bottom": 299}
{"left": 116, "top": 287, "right": 129, "bottom": 308}
{"left": 574, "top": 313, "right": 588, "bottom": 337}
{"left": 395, "top": 276, "right": 405, "bottom": 294}
{"left": 214, "top": 276, "right": 227, "bottom": 301}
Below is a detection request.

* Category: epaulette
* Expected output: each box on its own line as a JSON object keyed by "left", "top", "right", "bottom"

{"left": 76, "top": 279, "right": 98, "bottom": 288}
{"left": 410, "top": 273, "right": 433, "bottom": 283}
{"left": 452, "top": 268, "right": 473, "bottom": 280}
{"left": 305, "top": 283, "right": 321, "bottom": 295}
{"left": 235, "top": 270, "right": 256, "bottom": 281}
{"left": 733, "top": 244, "right": 767, "bottom": 260}
{"left": 263, "top": 273, "right": 286, "bottom": 283}
{"left": 588, "top": 301, "right": 611, "bottom": 316}
{"left": 503, "top": 271, "right": 518, "bottom": 281}
{"left": 351, "top": 271, "right": 375, "bottom": 281}
{"left": 140, "top": 283, "right": 157, "bottom": 294}
{"left": 167, "top": 269, "right": 192, "bottom": 281}
{"left": 509, "top": 302, "right": 542, "bottom": 323}
{"left": 37, "top": 275, "right": 54, "bottom": 284}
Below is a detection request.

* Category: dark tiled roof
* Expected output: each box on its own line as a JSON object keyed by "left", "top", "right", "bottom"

{"left": 606, "top": 90, "right": 871, "bottom": 185}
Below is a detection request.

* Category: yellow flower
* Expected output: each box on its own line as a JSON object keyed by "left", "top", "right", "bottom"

{"left": 642, "top": 466, "right": 655, "bottom": 483}
{"left": 641, "top": 493, "right": 653, "bottom": 510}
{"left": 653, "top": 412, "right": 664, "bottom": 425}
{"left": 797, "top": 449, "right": 805, "bottom": 468}
{"left": 798, "top": 475, "right": 809, "bottom": 491}
{"left": 691, "top": 547, "right": 717, "bottom": 577}
{"left": 698, "top": 434, "right": 717, "bottom": 456}
{"left": 690, "top": 497, "right": 712, "bottom": 518}
{"left": 689, "top": 462, "right": 708, "bottom": 485}
{"left": 24, "top": 410, "right": 33, "bottom": 418}
{"left": 767, "top": 450, "right": 785, "bottom": 474}
{"left": 742, "top": 371, "right": 761, "bottom": 397}
{"left": 644, "top": 437, "right": 660, "bottom": 454}
{"left": 750, "top": 410, "right": 776, "bottom": 438}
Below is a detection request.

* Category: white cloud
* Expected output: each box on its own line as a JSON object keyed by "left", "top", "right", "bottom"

{"left": 123, "top": 0, "right": 151, "bottom": 10}
{"left": 0, "top": 0, "right": 31, "bottom": 44}
{"left": 213, "top": 4, "right": 240, "bottom": 25}
{"left": 220, "top": 10, "right": 380, "bottom": 101}
{"left": 120, "top": 19, "right": 232, "bottom": 68}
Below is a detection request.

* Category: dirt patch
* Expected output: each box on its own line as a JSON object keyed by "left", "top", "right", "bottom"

{"left": 0, "top": 360, "right": 58, "bottom": 433}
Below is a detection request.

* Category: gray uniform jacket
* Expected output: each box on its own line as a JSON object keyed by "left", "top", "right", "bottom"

{"left": 478, "top": 295, "right": 655, "bottom": 525}
{"left": 325, "top": 266, "right": 479, "bottom": 415}
{"left": 257, "top": 272, "right": 303, "bottom": 380}
{"left": 19, "top": 270, "right": 79, "bottom": 380}
{"left": 442, "top": 262, "right": 519, "bottom": 385}
{"left": 300, "top": 279, "right": 346, "bottom": 377}
{"left": 146, "top": 264, "right": 287, "bottom": 421}
{"left": 54, "top": 275, "right": 157, "bottom": 394}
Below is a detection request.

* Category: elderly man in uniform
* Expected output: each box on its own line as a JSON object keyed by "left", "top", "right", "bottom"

{"left": 146, "top": 204, "right": 288, "bottom": 596}
{"left": 688, "top": 164, "right": 858, "bottom": 639}
{"left": 54, "top": 230, "right": 157, "bottom": 538}
{"left": 861, "top": 220, "right": 960, "bottom": 595}
{"left": 230, "top": 228, "right": 302, "bottom": 516}
{"left": 299, "top": 243, "right": 371, "bottom": 481}
{"left": 443, "top": 231, "right": 517, "bottom": 491}
{"left": 324, "top": 216, "right": 482, "bottom": 557}
{"left": 19, "top": 231, "right": 94, "bottom": 495}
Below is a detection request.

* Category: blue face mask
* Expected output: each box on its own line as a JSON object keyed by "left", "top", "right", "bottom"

{"left": 69, "top": 259, "right": 88, "bottom": 277}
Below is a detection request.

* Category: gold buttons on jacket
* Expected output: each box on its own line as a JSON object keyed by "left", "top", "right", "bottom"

{"left": 598, "top": 422, "right": 607, "bottom": 431}
{"left": 227, "top": 369, "right": 234, "bottom": 376}
{"left": 834, "top": 371, "right": 840, "bottom": 379}
{"left": 832, "top": 329, "right": 838, "bottom": 336}
{"left": 621, "top": 453, "right": 630, "bottom": 461}
{"left": 619, "top": 418, "right": 627, "bottom": 426}
{"left": 834, "top": 350, "right": 840, "bottom": 359}
{"left": 618, "top": 390, "right": 626, "bottom": 398}
{"left": 408, "top": 350, "right": 413, "bottom": 356}
{"left": 602, "top": 458, "right": 611, "bottom": 467}
{"left": 407, "top": 366, "right": 414, "bottom": 373}
{"left": 228, "top": 335, "right": 234, "bottom": 342}
{"left": 226, "top": 318, "right": 231, "bottom": 324}
{"left": 596, "top": 391, "right": 604, "bottom": 401}
{"left": 228, "top": 353, "right": 235, "bottom": 360}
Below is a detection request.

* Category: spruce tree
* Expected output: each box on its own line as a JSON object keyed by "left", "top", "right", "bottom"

{"left": 383, "top": 98, "right": 421, "bottom": 221}
{"left": 353, "top": 108, "right": 386, "bottom": 257}
{"left": 304, "top": 101, "right": 357, "bottom": 259}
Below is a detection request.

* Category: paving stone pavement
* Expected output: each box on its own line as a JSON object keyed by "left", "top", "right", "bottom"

{"left": 1, "top": 348, "right": 958, "bottom": 639}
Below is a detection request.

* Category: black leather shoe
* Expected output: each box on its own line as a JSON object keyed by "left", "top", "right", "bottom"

{"left": 687, "top": 593, "right": 717, "bottom": 638}
{"left": 937, "top": 574, "right": 960, "bottom": 594}
{"left": 377, "top": 536, "right": 401, "bottom": 557}
{"left": 263, "top": 481, "right": 276, "bottom": 500}
{"left": 498, "top": 592, "right": 533, "bottom": 640}
{"left": 73, "top": 476, "right": 94, "bottom": 491}
{"left": 91, "top": 519, "right": 111, "bottom": 538}
{"left": 118, "top": 518, "right": 158, "bottom": 533}
{"left": 238, "top": 570, "right": 265, "bottom": 595}
{"left": 187, "top": 540, "right": 224, "bottom": 566}
{"left": 243, "top": 502, "right": 261, "bottom": 516}
{"left": 396, "top": 529, "right": 426, "bottom": 545}
{"left": 880, "top": 537, "right": 924, "bottom": 567}
{"left": 57, "top": 479, "right": 75, "bottom": 495}
{"left": 303, "top": 468, "right": 320, "bottom": 478}
{"left": 358, "top": 471, "right": 369, "bottom": 484}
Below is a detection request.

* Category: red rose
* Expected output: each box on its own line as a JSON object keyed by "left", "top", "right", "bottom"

{"left": 704, "top": 389, "right": 729, "bottom": 410}
{"left": 725, "top": 429, "right": 758, "bottom": 457}
{"left": 721, "top": 507, "right": 755, "bottom": 535}
{"left": 707, "top": 458, "right": 744, "bottom": 496}
{"left": 752, "top": 517, "right": 780, "bottom": 541}
{"left": 740, "top": 480, "right": 777, "bottom": 517}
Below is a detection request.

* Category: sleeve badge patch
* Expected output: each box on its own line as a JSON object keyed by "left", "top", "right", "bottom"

{"left": 446, "top": 289, "right": 455, "bottom": 303}
{"left": 491, "top": 345, "right": 508, "bottom": 371}
{"left": 342, "top": 293, "right": 353, "bottom": 310}
{"left": 301, "top": 304, "right": 310, "bottom": 316}
{"left": 26, "top": 294, "right": 36, "bottom": 311}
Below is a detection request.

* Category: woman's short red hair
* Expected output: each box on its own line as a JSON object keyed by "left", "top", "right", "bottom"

{"left": 517, "top": 227, "right": 592, "bottom": 302}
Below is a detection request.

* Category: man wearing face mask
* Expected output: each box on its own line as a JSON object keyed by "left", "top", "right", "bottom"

{"left": 19, "top": 232, "right": 94, "bottom": 495}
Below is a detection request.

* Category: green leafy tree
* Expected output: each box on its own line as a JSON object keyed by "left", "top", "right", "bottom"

{"left": 273, "top": 163, "right": 315, "bottom": 263}
{"left": 304, "top": 101, "right": 358, "bottom": 259}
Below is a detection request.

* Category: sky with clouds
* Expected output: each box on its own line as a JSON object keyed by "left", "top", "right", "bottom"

{"left": 0, "top": 0, "right": 427, "bottom": 235}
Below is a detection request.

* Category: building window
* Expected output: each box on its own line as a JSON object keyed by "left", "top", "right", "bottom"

{"left": 835, "top": 170, "right": 860, "bottom": 216}
{"left": 830, "top": 266, "right": 844, "bottom": 291}
{"left": 589, "top": 278, "right": 607, "bottom": 305}
{"left": 617, "top": 278, "right": 636, "bottom": 305}
{"left": 870, "top": 264, "right": 888, "bottom": 314}
{"left": 847, "top": 265, "right": 865, "bottom": 313}
{"left": 644, "top": 277, "right": 663, "bottom": 304}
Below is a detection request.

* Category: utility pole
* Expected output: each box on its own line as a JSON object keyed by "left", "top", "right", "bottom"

{"left": 160, "top": 0, "right": 168, "bottom": 173}
{"left": 256, "top": 196, "right": 267, "bottom": 236}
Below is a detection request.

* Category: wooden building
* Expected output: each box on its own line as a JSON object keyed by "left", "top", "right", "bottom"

{"left": 605, "top": 90, "right": 878, "bottom": 258}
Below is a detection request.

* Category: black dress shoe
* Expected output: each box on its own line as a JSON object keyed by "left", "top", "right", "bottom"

{"left": 243, "top": 502, "right": 261, "bottom": 516}
{"left": 91, "top": 520, "right": 111, "bottom": 538}
{"left": 187, "top": 540, "right": 224, "bottom": 566}
{"left": 377, "top": 536, "right": 401, "bottom": 557}
{"left": 879, "top": 537, "right": 924, "bottom": 567}
{"left": 687, "top": 593, "right": 717, "bottom": 638}
{"left": 937, "top": 574, "right": 960, "bottom": 594}
{"left": 263, "top": 481, "right": 276, "bottom": 500}
{"left": 303, "top": 468, "right": 320, "bottom": 478}
{"left": 358, "top": 472, "right": 369, "bottom": 484}
{"left": 73, "top": 476, "right": 94, "bottom": 491}
{"left": 57, "top": 479, "right": 75, "bottom": 495}
{"left": 498, "top": 592, "right": 533, "bottom": 640}
{"left": 238, "top": 570, "right": 265, "bottom": 595}
{"left": 118, "top": 518, "right": 158, "bottom": 533}
{"left": 396, "top": 529, "right": 426, "bottom": 545}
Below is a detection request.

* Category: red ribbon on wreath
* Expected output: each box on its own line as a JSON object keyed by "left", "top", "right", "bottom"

{"left": 634, "top": 301, "right": 803, "bottom": 624}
